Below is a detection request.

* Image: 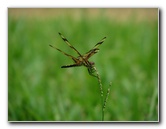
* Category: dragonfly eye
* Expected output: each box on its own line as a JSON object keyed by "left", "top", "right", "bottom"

{"left": 90, "top": 62, "right": 95, "bottom": 65}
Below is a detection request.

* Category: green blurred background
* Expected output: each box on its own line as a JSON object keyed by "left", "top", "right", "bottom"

{"left": 8, "top": 8, "right": 158, "bottom": 121}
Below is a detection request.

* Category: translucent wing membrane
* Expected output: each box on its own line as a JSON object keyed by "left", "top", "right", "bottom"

{"left": 49, "top": 44, "right": 78, "bottom": 62}
{"left": 58, "top": 32, "right": 91, "bottom": 67}
{"left": 83, "top": 37, "right": 106, "bottom": 60}
{"left": 58, "top": 33, "right": 83, "bottom": 57}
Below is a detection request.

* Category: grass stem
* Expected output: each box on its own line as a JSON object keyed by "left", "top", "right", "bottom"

{"left": 92, "top": 66, "right": 112, "bottom": 121}
{"left": 92, "top": 66, "right": 104, "bottom": 121}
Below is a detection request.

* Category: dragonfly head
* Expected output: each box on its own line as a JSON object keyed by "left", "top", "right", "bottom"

{"left": 90, "top": 61, "right": 95, "bottom": 66}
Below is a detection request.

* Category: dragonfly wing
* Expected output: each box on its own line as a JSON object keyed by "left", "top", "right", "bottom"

{"left": 84, "top": 36, "right": 106, "bottom": 60}
{"left": 59, "top": 33, "right": 83, "bottom": 57}
{"left": 58, "top": 32, "right": 91, "bottom": 66}
{"left": 61, "top": 63, "right": 82, "bottom": 68}
{"left": 49, "top": 44, "right": 78, "bottom": 63}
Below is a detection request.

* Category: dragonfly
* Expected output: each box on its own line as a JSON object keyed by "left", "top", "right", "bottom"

{"left": 49, "top": 33, "right": 106, "bottom": 77}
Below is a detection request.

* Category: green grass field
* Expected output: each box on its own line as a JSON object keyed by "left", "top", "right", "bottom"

{"left": 8, "top": 8, "right": 158, "bottom": 121}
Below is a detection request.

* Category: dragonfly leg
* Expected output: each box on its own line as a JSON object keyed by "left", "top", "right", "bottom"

{"left": 88, "top": 67, "right": 98, "bottom": 78}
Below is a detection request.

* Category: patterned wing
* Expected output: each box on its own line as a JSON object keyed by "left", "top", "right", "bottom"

{"left": 61, "top": 63, "right": 82, "bottom": 68}
{"left": 49, "top": 44, "right": 78, "bottom": 63}
{"left": 58, "top": 32, "right": 91, "bottom": 66}
{"left": 83, "top": 36, "right": 106, "bottom": 60}
{"left": 58, "top": 33, "right": 83, "bottom": 57}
